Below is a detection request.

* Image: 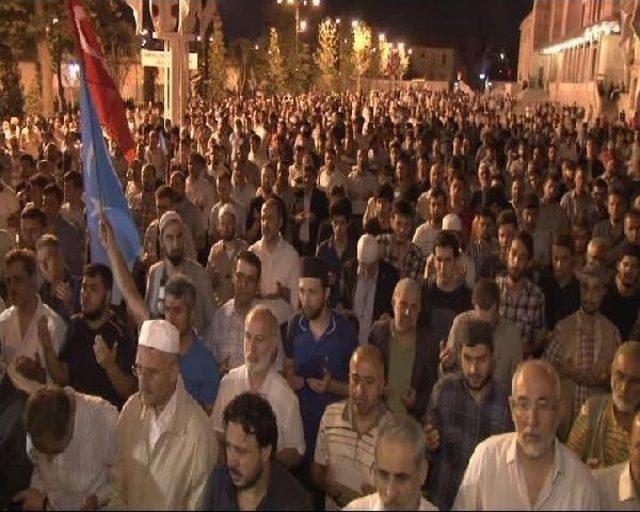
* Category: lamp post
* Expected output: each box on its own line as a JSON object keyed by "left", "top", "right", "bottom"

{"left": 276, "top": 0, "right": 321, "bottom": 54}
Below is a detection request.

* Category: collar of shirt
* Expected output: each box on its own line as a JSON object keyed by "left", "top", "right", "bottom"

{"left": 619, "top": 462, "right": 638, "bottom": 503}
{"left": 145, "top": 377, "right": 183, "bottom": 447}
{"left": 342, "top": 399, "right": 388, "bottom": 434}
{"left": 506, "top": 435, "right": 565, "bottom": 501}
{"left": 297, "top": 311, "right": 337, "bottom": 339}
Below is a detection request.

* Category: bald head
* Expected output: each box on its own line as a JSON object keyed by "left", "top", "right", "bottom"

{"left": 244, "top": 305, "right": 280, "bottom": 374}
{"left": 245, "top": 305, "right": 279, "bottom": 346}
{"left": 612, "top": 341, "right": 640, "bottom": 413}
{"left": 349, "top": 345, "right": 386, "bottom": 416}
{"left": 511, "top": 359, "right": 561, "bottom": 400}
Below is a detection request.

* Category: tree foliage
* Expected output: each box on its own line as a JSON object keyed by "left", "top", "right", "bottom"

{"left": 266, "top": 27, "right": 286, "bottom": 95}
{"left": 351, "top": 21, "right": 372, "bottom": 90}
{"left": 314, "top": 18, "right": 338, "bottom": 91}
{"left": 208, "top": 11, "right": 226, "bottom": 101}
{"left": 0, "top": 43, "right": 25, "bottom": 117}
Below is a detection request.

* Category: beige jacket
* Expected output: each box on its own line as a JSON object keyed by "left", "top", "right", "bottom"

{"left": 108, "top": 378, "right": 216, "bottom": 510}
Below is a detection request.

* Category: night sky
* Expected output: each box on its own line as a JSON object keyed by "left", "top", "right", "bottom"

{"left": 218, "top": 0, "right": 533, "bottom": 73}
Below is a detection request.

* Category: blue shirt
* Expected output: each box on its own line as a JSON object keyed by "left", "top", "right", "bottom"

{"left": 179, "top": 335, "right": 220, "bottom": 408}
{"left": 284, "top": 311, "right": 358, "bottom": 461}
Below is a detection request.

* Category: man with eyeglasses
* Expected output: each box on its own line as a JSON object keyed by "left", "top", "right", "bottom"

{"left": 453, "top": 360, "right": 600, "bottom": 510}
{"left": 110, "top": 319, "right": 216, "bottom": 510}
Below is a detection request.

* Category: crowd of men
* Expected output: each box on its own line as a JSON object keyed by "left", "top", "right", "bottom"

{"left": 1, "top": 87, "right": 640, "bottom": 510}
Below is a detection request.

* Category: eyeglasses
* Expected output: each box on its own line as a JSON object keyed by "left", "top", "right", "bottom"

{"left": 131, "top": 364, "right": 165, "bottom": 379}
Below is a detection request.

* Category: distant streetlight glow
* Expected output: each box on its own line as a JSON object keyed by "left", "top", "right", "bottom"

{"left": 500, "top": 52, "right": 505, "bottom": 60}
{"left": 352, "top": 19, "right": 359, "bottom": 28}
{"left": 379, "top": 33, "right": 386, "bottom": 42}
{"left": 312, "top": 0, "right": 321, "bottom": 6}
{"left": 479, "top": 73, "right": 486, "bottom": 80}
{"left": 335, "top": 17, "right": 341, "bottom": 24}
{"left": 52, "top": 17, "right": 59, "bottom": 24}
{"left": 299, "top": 19, "right": 308, "bottom": 32}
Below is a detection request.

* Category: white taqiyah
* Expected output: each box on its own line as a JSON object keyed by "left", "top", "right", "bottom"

{"left": 138, "top": 319, "right": 180, "bottom": 354}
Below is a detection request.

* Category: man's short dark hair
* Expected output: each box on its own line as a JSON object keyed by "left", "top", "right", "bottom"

{"left": 223, "top": 392, "right": 278, "bottom": 457}
{"left": 21, "top": 206, "right": 48, "bottom": 227}
{"left": 375, "top": 183, "right": 395, "bottom": 202}
{"left": 29, "top": 173, "right": 53, "bottom": 189}
{"left": 189, "top": 152, "right": 207, "bottom": 167}
{"left": 43, "top": 183, "right": 64, "bottom": 203}
{"left": 514, "top": 230, "right": 534, "bottom": 261}
{"left": 464, "top": 320, "right": 494, "bottom": 352}
{"left": 84, "top": 263, "right": 113, "bottom": 291}
{"left": 165, "top": 274, "right": 196, "bottom": 308}
{"left": 392, "top": 199, "right": 414, "bottom": 219}
{"left": 329, "top": 197, "right": 352, "bottom": 220}
{"left": 472, "top": 278, "right": 500, "bottom": 310}
{"left": 5, "top": 248, "right": 37, "bottom": 276}
{"left": 263, "top": 197, "right": 283, "bottom": 222}
{"left": 430, "top": 187, "right": 447, "bottom": 202}
{"left": 237, "top": 250, "right": 262, "bottom": 281}
{"left": 552, "top": 233, "right": 574, "bottom": 255}
{"left": 25, "top": 385, "right": 72, "bottom": 443}
{"left": 497, "top": 209, "right": 518, "bottom": 229}
{"left": 155, "top": 185, "right": 178, "bottom": 203}
{"left": 619, "top": 242, "right": 640, "bottom": 263}
{"left": 434, "top": 230, "right": 459, "bottom": 257}
{"left": 522, "top": 192, "right": 540, "bottom": 211}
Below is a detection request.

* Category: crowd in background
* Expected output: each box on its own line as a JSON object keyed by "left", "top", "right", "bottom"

{"left": 1, "top": 88, "right": 640, "bottom": 510}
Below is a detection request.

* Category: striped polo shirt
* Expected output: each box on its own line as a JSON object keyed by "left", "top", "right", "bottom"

{"left": 314, "top": 399, "right": 390, "bottom": 510}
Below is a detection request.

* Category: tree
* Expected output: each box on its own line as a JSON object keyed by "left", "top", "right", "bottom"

{"left": 314, "top": 17, "right": 338, "bottom": 91}
{"left": 228, "top": 38, "right": 258, "bottom": 97}
{"left": 351, "top": 21, "right": 372, "bottom": 92}
{"left": 266, "top": 27, "right": 286, "bottom": 95}
{"left": 289, "top": 43, "right": 314, "bottom": 93}
{"left": 0, "top": 44, "right": 25, "bottom": 117}
{"left": 208, "top": 11, "right": 226, "bottom": 101}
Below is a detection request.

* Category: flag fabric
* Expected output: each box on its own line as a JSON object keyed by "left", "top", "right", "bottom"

{"left": 66, "top": 0, "right": 136, "bottom": 163}
{"left": 79, "top": 75, "right": 141, "bottom": 270}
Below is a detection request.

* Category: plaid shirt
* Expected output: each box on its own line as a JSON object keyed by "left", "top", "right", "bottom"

{"left": 467, "top": 238, "right": 499, "bottom": 277}
{"left": 376, "top": 233, "right": 425, "bottom": 281}
{"left": 496, "top": 276, "right": 545, "bottom": 348}
{"left": 424, "top": 373, "right": 513, "bottom": 511}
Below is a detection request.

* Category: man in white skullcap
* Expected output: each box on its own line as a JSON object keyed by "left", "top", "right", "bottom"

{"left": 206, "top": 203, "right": 248, "bottom": 307}
{"left": 143, "top": 211, "right": 215, "bottom": 334}
{"left": 109, "top": 319, "right": 216, "bottom": 510}
{"left": 341, "top": 234, "right": 399, "bottom": 345}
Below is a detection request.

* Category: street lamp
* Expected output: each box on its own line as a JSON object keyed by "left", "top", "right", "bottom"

{"left": 276, "top": 0, "right": 321, "bottom": 54}
{"left": 379, "top": 33, "right": 386, "bottom": 42}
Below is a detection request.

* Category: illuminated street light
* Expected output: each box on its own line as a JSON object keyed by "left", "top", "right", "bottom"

{"left": 379, "top": 33, "right": 386, "bottom": 42}
{"left": 352, "top": 19, "right": 359, "bottom": 28}
{"left": 255, "top": 44, "right": 260, "bottom": 50}
{"left": 408, "top": 48, "right": 413, "bottom": 55}
{"left": 312, "top": 0, "right": 321, "bottom": 6}
{"left": 335, "top": 17, "right": 341, "bottom": 24}
{"left": 299, "top": 19, "right": 308, "bottom": 32}
{"left": 499, "top": 52, "right": 505, "bottom": 60}
{"left": 52, "top": 17, "right": 59, "bottom": 24}
{"left": 479, "top": 73, "right": 486, "bottom": 80}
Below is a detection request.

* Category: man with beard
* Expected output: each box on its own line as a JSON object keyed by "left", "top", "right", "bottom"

{"left": 203, "top": 393, "right": 311, "bottom": 510}
{"left": 212, "top": 305, "right": 305, "bottom": 469}
{"left": 206, "top": 204, "right": 248, "bottom": 307}
{"left": 601, "top": 243, "right": 640, "bottom": 340}
{"left": 145, "top": 210, "right": 214, "bottom": 334}
{"left": 312, "top": 346, "right": 391, "bottom": 509}
{"left": 424, "top": 320, "right": 514, "bottom": 510}
{"left": 245, "top": 163, "right": 288, "bottom": 245}
{"left": 496, "top": 231, "right": 546, "bottom": 358}
{"left": 453, "top": 360, "right": 600, "bottom": 510}
{"left": 376, "top": 200, "right": 425, "bottom": 281}
{"left": 39, "top": 264, "right": 136, "bottom": 408}
{"left": 594, "top": 409, "right": 640, "bottom": 510}
{"left": 249, "top": 198, "right": 300, "bottom": 323}
{"left": 110, "top": 320, "right": 216, "bottom": 509}
{"left": 567, "top": 341, "right": 640, "bottom": 468}
{"left": 283, "top": 257, "right": 357, "bottom": 482}
{"left": 544, "top": 263, "right": 621, "bottom": 440}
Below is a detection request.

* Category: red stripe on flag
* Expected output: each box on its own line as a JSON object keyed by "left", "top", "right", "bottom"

{"left": 65, "top": 0, "right": 136, "bottom": 164}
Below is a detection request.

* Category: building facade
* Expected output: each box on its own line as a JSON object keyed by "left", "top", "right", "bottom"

{"left": 409, "top": 46, "right": 456, "bottom": 82}
{"left": 517, "top": 0, "right": 639, "bottom": 115}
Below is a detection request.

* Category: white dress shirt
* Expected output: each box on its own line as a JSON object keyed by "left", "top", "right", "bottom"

{"left": 249, "top": 236, "right": 300, "bottom": 322}
{"left": 594, "top": 462, "right": 640, "bottom": 511}
{"left": 0, "top": 295, "right": 67, "bottom": 381}
{"left": 344, "top": 492, "right": 438, "bottom": 511}
{"left": 27, "top": 389, "right": 118, "bottom": 510}
{"left": 148, "top": 382, "right": 178, "bottom": 451}
{"left": 212, "top": 365, "right": 305, "bottom": 456}
{"left": 453, "top": 432, "right": 601, "bottom": 511}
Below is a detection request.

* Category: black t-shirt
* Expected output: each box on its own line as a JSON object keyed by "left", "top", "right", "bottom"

{"left": 601, "top": 286, "right": 640, "bottom": 341}
{"left": 538, "top": 271, "right": 581, "bottom": 330}
{"left": 419, "top": 280, "right": 472, "bottom": 341}
{"left": 59, "top": 312, "right": 136, "bottom": 409}
{"left": 203, "top": 463, "right": 312, "bottom": 511}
